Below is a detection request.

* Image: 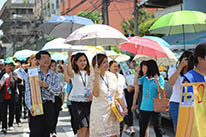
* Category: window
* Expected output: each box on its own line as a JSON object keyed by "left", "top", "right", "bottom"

{"left": 52, "top": 3, "right": 54, "bottom": 9}
{"left": 20, "top": 9, "right": 26, "bottom": 14}
{"left": 16, "top": 9, "right": 19, "bottom": 14}
{"left": 56, "top": 0, "right": 59, "bottom": 8}
{"left": 28, "top": 9, "right": 33, "bottom": 14}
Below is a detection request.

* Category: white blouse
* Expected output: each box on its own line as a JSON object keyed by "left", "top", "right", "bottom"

{"left": 69, "top": 70, "right": 90, "bottom": 102}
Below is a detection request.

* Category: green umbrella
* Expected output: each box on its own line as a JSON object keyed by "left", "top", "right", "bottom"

{"left": 149, "top": 10, "right": 206, "bottom": 48}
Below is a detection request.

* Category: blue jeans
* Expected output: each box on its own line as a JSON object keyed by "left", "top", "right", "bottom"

{"left": 169, "top": 102, "right": 179, "bottom": 134}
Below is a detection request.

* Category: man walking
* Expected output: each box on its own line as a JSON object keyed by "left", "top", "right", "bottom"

{"left": 25, "top": 51, "right": 60, "bottom": 137}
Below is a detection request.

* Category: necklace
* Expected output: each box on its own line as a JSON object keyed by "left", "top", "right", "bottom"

{"left": 194, "top": 67, "right": 206, "bottom": 76}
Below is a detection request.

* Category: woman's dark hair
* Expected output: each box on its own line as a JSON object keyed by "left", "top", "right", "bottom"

{"left": 145, "top": 60, "right": 160, "bottom": 78}
{"left": 72, "top": 53, "right": 90, "bottom": 75}
{"left": 57, "top": 60, "right": 64, "bottom": 64}
{"left": 109, "top": 60, "right": 118, "bottom": 71}
{"left": 194, "top": 43, "right": 206, "bottom": 66}
{"left": 51, "top": 59, "right": 56, "bottom": 65}
{"left": 57, "top": 65, "right": 64, "bottom": 73}
{"left": 177, "top": 50, "right": 194, "bottom": 76}
{"left": 138, "top": 61, "right": 148, "bottom": 77}
{"left": 92, "top": 54, "right": 107, "bottom": 68}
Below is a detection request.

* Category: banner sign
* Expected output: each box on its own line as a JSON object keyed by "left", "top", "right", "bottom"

{"left": 119, "top": 62, "right": 135, "bottom": 86}
{"left": 176, "top": 83, "right": 206, "bottom": 137}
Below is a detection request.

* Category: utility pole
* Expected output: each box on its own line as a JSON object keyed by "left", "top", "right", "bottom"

{"left": 40, "top": 0, "right": 45, "bottom": 50}
{"left": 134, "top": 0, "right": 138, "bottom": 36}
{"left": 102, "top": 0, "right": 109, "bottom": 25}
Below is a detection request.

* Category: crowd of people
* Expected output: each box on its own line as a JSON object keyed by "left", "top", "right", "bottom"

{"left": 0, "top": 43, "right": 205, "bottom": 137}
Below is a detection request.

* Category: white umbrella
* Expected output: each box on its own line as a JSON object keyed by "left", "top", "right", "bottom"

{"left": 133, "top": 46, "right": 177, "bottom": 66}
{"left": 65, "top": 24, "right": 128, "bottom": 46}
{"left": 42, "top": 38, "right": 88, "bottom": 52}
{"left": 104, "top": 50, "right": 130, "bottom": 62}
{"left": 13, "top": 49, "right": 37, "bottom": 59}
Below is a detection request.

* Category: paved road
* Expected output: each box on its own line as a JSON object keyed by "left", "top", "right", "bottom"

{"left": 0, "top": 104, "right": 175, "bottom": 137}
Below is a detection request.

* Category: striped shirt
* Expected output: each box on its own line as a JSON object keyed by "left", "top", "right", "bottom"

{"left": 25, "top": 66, "right": 60, "bottom": 110}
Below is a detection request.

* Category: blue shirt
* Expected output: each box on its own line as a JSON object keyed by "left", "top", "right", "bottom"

{"left": 184, "top": 70, "right": 206, "bottom": 83}
{"left": 138, "top": 75, "right": 165, "bottom": 111}
{"left": 66, "top": 82, "right": 72, "bottom": 106}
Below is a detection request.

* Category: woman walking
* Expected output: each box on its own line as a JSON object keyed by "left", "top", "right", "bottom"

{"left": 67, "top": 50, "right": 92, "bottom": 137}
{"left": 132, "top": 60, "right": 164, "bottom": 137}
{"left": 88, "top": 54, "right": 127, "bottom": 137}
{"left": 168, "top": 51, "right": 194, "bottom": 134}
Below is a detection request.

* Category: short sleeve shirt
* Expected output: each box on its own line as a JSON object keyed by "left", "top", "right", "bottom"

{"left": 138, "top": 75, "right": 165, "bottom": 111}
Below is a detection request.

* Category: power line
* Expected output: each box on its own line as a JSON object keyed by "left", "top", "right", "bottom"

{"left": 85, "top": 0, "right": 102, "bottom": 12}
{"left": 63, "top": 0, "right": 87, "bottom": 15}
{"left": 111, "top": 2, "right": 124, "bottom": 20}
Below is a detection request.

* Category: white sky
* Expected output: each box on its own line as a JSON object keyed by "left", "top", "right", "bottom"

{"left": 0, "top": 0, "right": 6, "bottom": 10}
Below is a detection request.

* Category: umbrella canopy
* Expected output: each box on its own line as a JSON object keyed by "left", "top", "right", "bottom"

{"left": 13, "top": 49, "right": 38, "bottom": 60}
{"left": 133, "top": 46, "right": 177, "bottom": 66}
{"left": 51, "top": 53, "right": 68, "bottom": 62}
{"left": 118, "top": 36, "right": 177, "bottom": 66}
{"left": 104, "top": 50, "right": 130, "bottom": 62}
{"left": 39, "top": 15, "right": 94, "bottom": 38}
{"left": 42, "top": 38, "right": 88, "bottom": 52}
{"left": 118, "top": 36, "right": 168, "bottom": 57}
{"left": 149, "top": 10, "right": 206, "bottom": 34}
{"left": 149, "top": 10, "right": 206, "bottom": 48}
{"left": 65, "top": 24, "right": 128, "bottom": 46}
{"left": 143, "top": 36, "right": 170, "bottom": 47}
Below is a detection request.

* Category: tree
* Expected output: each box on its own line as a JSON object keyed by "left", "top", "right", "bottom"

{"left": 121, "top": 8, "right": 156, "bottom": 36}
{"left": 77, "top": 11, "right": 102, "bottom": 24}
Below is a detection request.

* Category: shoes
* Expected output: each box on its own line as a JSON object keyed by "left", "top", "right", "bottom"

{"left": 17, "top": 123, "right": 22, "bottom": 127}
{"left": 23, "top": 115, "right": 28, "bottom": 119}
{"left": 130, "top": 130, "right": 135, "bottom": 136}
{"left": 123, "top": 129, "right": 130, "bottom": 134}
{"left": 8, "top": 126, "right": 14, "bottom": 131}
{"left": 1, "top": 128, "right": 7, "bottom": 134}
{"left": 50, "top": 132, "right": 57, "bottom": 137}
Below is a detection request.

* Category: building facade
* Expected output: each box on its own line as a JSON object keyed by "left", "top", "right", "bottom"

{"left": 58, "top": 0, "right": 157, "bottom": 32}
{"left": 0, "top": 0, "right": 36, "bottom": 56}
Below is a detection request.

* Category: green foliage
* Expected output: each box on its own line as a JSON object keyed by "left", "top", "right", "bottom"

{"left": 111, "top": 46, "right": 121, "bottom": 53}
{"left": 121, "top": 8, "right": 156, "bottom": 36}
{"left": 77, "top": 11, "right": 102, "bottom": 24}
{"left": 138, "top": 18, "right": 157, "bottom": 36}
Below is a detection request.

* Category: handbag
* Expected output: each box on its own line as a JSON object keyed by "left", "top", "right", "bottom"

{"left": 153, "top": 91, "right": 169, "bottom": 112}
{"left": 111, "top": 99, "right": 124, "bottom": 122}
{"left": 111, "top": 77, "right": 124, "bottom": 123}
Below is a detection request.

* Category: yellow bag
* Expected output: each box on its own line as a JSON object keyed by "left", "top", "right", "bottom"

{"left": 111, "top": 100, "right": 123, "bottom": 122}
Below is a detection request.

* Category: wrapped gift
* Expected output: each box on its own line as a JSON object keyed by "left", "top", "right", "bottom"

{"left": 28, "top": 68, "right": 44, "bottom": 116}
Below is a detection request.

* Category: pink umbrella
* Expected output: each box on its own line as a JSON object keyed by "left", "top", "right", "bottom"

{"left": 118, "top": 36, "right": 169, "bottom": 58}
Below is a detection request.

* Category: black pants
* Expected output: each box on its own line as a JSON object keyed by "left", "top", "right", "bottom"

{"left": 28, "top": 101, "right": 54, "bottom": 137}
{"left": 15, "top": 98, "right": 21, "bottom": 124}
{"left": 124, "top": 105, "right": 133, "bottom": 127}
{"left": 68, "top": 104, "right": 77, "bottom": 134}
{"left": 1, "top": 99, "right": 15, "bottom": 129}
{"left": 18, "top": 85, "right": 24, "bottom": 118}
{"left": 139, "top": 110, "right": 162, "bottom": 137}
{"left": 22, "top": 90, "right": 28, "bottom": 118}
{"left": 120, "top": 121, "right": 124, "bottom": 137}
{"left": 51, "top": 96, "right": 62, "bottom": 133}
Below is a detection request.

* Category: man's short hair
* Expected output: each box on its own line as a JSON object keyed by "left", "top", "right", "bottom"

{"left": 36, "top": 50, "right": 51, "bottom": 60}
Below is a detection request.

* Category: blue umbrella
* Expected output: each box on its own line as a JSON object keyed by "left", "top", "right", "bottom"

{"left": 39, "top": 15, "right": 94, "bottom": 38}
{"left": 143, "top": 36, "right": 170, "bottom": 47}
